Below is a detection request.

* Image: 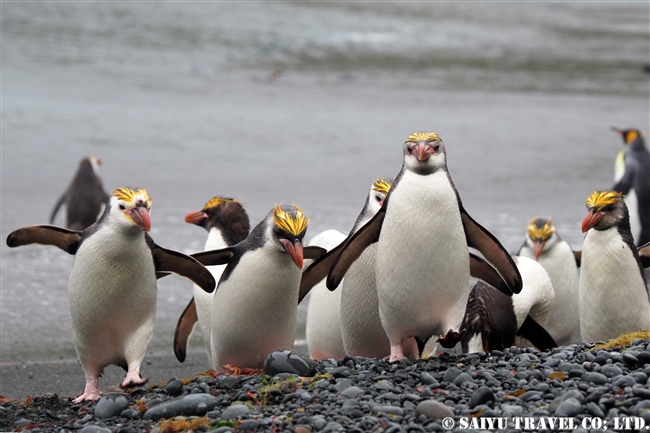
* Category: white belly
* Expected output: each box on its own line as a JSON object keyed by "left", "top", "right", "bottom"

{"left": 211, "top": 245, "right": 300, "bottom": 370}
{"left": 340, "top": 243, "right": 390, "bottom": 358}
{"left": 68, "top": 229, "right": 157, "bottom": 374}
{"left": 520, "top": 241, "right": 580, "bottom": 345}
{"left": 375, "top": 170, "right": 470, "bottom": 344}
{"left": 579, "top": 228, "right": 650, "bottom": 342}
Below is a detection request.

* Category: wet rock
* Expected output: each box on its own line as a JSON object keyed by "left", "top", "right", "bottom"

{"left": 220, "top": 404, "right": 252, "bottom": 420}
{"left": 94, "top": 394, "right": 129, "bottom": 419}
{"left": 143, "top": 393, "right": 219, "bottom": 421}
{"left": 555, "top": 398, "right": 581, "bottom": 417}
{"left": 164, "top": 377, "right": 184, "bottom": 396}
{"left": 469, "top": 386, "right": 495, "bottom": 408}
{"left": 264, "top": 350, "right": 319, "bottom": 377}
{"left": 415, "top": 400, "right": 454, "bottom": 420}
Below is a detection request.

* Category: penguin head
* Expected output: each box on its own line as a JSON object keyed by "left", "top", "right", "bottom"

{"left": 525, "top": 217, "right": 558, "bottom": 260}
{"left": 77, "top": 156, "right": 102, "bottom": 179}
{"left": 582, "top": 190, "right": 627, "bottom": 233}
{"left": 611, "top": 127, "right": 645, "bottom": 148}
{"left": 110, "top": 187, "right": 152, "bottom": 232}
{"left": 369, "top": 177, "right": 393, "bottom": 212}
{"left": 185, "top": 197, "right": 250, "bottom": 243}
{"left": 269, "top": 204, "right": 310, "bottom": 269}
{"left": 402, "top": 132, "right": 446, "bottom": 174}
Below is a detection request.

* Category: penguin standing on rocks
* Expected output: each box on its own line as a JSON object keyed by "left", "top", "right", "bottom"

{"left": 190, "top": 204, "right": 325, "bottom": 371}
{"left": 611, "top": 127, "right": 650, "bottom": 246}
{"left": 460, "top": 256, "right": 557, "bottom": 353}
{"left": 50, "top": 156, "right": 110, "bottom": 230}
{"left": 579, "top": 190, "right": 650, "bottom": 343}
{"left": 173, "top": 197, "right": 250, "bottom": 366}
{"left": 6, "top": 187, "right": 215, "bottom": 402}
{"left": 323, "top": 132, "right": 522, "bottom": 362}
{"left": 518, "top": 217, "right": 580, "bottom": 346}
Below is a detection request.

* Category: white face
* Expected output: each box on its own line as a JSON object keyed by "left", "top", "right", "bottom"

{"left": 109, "top": 193, "right": 151, "bottom": 232}
{"left": 367, "top": 189, "right": 386, "bottom": 216}
{"left": 402, "top": 140, "right": 447, "bottom": 174}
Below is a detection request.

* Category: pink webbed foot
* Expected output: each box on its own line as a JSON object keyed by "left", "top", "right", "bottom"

{"left": 389, "top": 343, "right": 406, "bottom": 362}
{"left": 120, "top": 370, "right": 149, "bottom": 388}
{"left": 437, "top": 328, "right": 466, "bottom": 349}
{"left": 73, "top": 377, "right": 102, "bottom": 403}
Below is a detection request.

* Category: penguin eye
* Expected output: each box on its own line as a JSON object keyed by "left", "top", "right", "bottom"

{"left": 119, "top": 204, "right": 126, "bottom": 211}
{"left": 433, "top": 145, "right": 440, "bottom": 153}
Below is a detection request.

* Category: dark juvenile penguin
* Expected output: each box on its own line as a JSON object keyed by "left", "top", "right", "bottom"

{"left": 50, "top": 156, "right": 110, "bottom": 230}
{"left": 189, "top": 205, "right": 326, "bottom": 371}
{"left": 317, "top": 132, "right": 522, "bottom": 362}
{"left": 174, "top": 197, "right": 250, "bottom": 366}
{"left": 611, "top": 128, "right": 650, "bottom": 246}
{"left": 7, "top": 187, "right": 215, "bottom": 402}
{"left": 579, "top": 190, "right": 650, "bottom": 342}
{"left": 518, "top": 217, "right": 580, "bottom": 346}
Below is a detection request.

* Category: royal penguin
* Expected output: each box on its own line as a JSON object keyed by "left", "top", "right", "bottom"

{"left": 321, "top": 132, "right": 522, "bottom": 362}
{"left": 518, "top": 217, "right": 580, "bottom": 346}
{"left": 611, "top": 127, "right": 650, "bottom": 246}
{"left": 6, "top": 187, "right": 215, "bottom": 402}
{"left": 173, "top": 197, "right": 250, "bottom": 366}
{"left": 50, "top": 156, "right": 110, "bottom": 230}
{"left": 579, "top": 190, "right": 650, "bottom": 343}
{"left": 305, "top": 229, "right": 347, "bottom": 360}
{"left": 190, "top": 205, "right": 325, "bottom": 371}
{"left": 460, "top": 256, "right": 557, "bottom": 353}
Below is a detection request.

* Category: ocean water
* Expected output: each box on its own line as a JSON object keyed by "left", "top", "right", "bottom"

{"left": 1, "top": 2, "right": 648, "bottom": 367}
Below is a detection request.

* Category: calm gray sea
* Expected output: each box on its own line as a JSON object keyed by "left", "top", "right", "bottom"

{"left": 1, "top": 2, "right": 649, "bottom": 369}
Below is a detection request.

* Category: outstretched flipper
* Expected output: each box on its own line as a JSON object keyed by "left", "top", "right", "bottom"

{"left": 516, "top": 315, "right": 557, "bottom": 351}
{"left": 174, "top": 297, "right": 198, "bottom": 362}
{"left": 152, "top": 244, "right": 216, "bottom": 293}
{"left": 469, "top": 253, "right": 512, "bottom": 296}
{"left": 326, "top": 208, "right": 386, "bottom": 290}
{"left": 304, "top": 246, "right": 327, "bottom": 260}
{"left": 299, "top": 241, "right": 346, "bottom": 302}
{"left": 49, "top": 190, "right": 68, "bottom": 225}
{"left": 6, "top": 225, "right": 82, "bottom": 255}
{"left": 191, "top": 248, "right": 235, "bottom": 267}
{"left": 461, "top": 209, "right": 522, "bottom": 294}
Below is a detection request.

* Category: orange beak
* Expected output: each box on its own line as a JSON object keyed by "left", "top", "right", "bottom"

{"left": 126, "top": 207, "right": 151, "bottom": 232}
{"left": 280, "top": 239, "right": 304, "bottom": 269}
{"left": 582, "top": 210, "right": 603, "bottom": 233}
{"left": 533, "top": 239, "right": 545, "bottom": 260}
{"left": 185, "top": 211, "right": 207, "bottom": 225}
{"left": 412, "top": 143, "right": 435, "bottom": 161}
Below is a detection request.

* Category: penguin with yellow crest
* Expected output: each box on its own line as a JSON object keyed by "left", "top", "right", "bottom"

{"left": 579, "top": 190, "right": 650, "bottom": 343}
{"left": 7, "top": 187, "right": 215, "bottom": 402}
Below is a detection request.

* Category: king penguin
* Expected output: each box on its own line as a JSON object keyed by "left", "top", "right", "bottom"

{"left": 49, "top": 156, "right": 110, "bottom": 230}
{"left": 190, "top": 204, "right": 326, "bottom": 371}
{"left": 518, "top": 217, "right": 580, "bottom": 346}
{"left": 460, "top": 256, "right": 557, "bottom": 353}
{"left": 323, "top": 132, "right": 522, "bottom": 362}
{"left": 579, "top": 190, "right": 650, "bottom": 342}
{"left": 7, "top": 187, "right": 215, "bottom": 402}
{"left": 173, "top": 197, "right": 250, "bottom": 366}
{"left": 611, "top": 127, "right": 650, "bottom": 246}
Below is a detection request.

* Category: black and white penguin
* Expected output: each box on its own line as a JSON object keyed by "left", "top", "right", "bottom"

{"left": 190, "top": 204, "right": 325, "bottom": 371}
{"left": 173, "top": 197, "right": 250, "bottom": 366}
{"left": 7, "top": 187, "right": 215, "bottom": 402}
{"left": 305, "top": 229, "right": 347, "bottom": 360}
{"left": 518, "top": 217, "right": 580, "bottom": 346}
{"left": 49, "top": 156, "right": 110, "bottom": 230}
{"left": 611, "top": 127, "right": 650, "bottom": 246}
{"left": 579, "top": 190, "right": 650, "bottom": 342}
{"left": 323, "top": 132, "right": 522, "bottom": 362}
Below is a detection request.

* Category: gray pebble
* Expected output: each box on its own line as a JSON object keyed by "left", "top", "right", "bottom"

{"left": 415, "top": 400, "right": 454, "bottom": 420}
{"left": 555, "top": 398, "right": 581, "bottom": 417}
{"left": 94, "top": 394, "right": 129, "bottom": 419}
{"left": 581, "top": 372, "right": 608, "bottom": 385}
{"left": 143, "top": 393, "right": 219, "bottom": 421}
{"left": 220, "top": 404, "right": 252, "bottom": 420}
{"left": 78, "top": 427, "right": 112, "bottom": 433}
{"left": 469, "top": 386, "right": 495, "bottom": 408}
{"left": 164, "top": 377, "right": 184, "bottom": 396}
{"left": 340, "top": 386, "right": 364, "bottom": 399}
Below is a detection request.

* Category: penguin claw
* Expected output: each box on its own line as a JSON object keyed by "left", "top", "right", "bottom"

{"left": 73, "top": 378, "right": 102, "bottom": 403}
{"left": 120, "top": 371, "right": 149, "bottom": 388}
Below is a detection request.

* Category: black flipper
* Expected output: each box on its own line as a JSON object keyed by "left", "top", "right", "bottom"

{"left": 191, "top": 248, "right": 235, "bottom": 266}
{"left": 516, "top": 315, "right": 557, "bottom": 351}
{"left": 461, "top": 209, "right": 522, "bottom": 294}
{"left": 173, "top": 297, "right": 199, "bottom": 363}
{"left": 469, "top": 253, "right": 512, "bottom": 296}
{"left": 304, "top": 246, "right": 327, "bottom": 260}
{"left": 49, "top": 190, "right": 68, "bottom": 225}
{"left": 638, "top": 242, "right": 650, "bottom": 268}
{"left": 6, "top": 225, "right": 82, "bottom": 255}
{"left": 153, "top": 245, "right": 216, "bottom": 293}
{"left": 299, "top": 241, "right": 346, "bottom": 303}
{"left": 326, "top": 208, "right": 386, "bottom": 290}
{"left": 573, "top": 250, "right": 582, "bottom": 268}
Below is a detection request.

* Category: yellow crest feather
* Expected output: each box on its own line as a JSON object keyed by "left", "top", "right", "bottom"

{"left": 203, "top": 197, "right": 239, "bottom": 211}
{"left": 372, "top": 178, "right": 392, "bottom": 196}
{"left": 112, "top": 187, "right": 151, "bottom": 207}
{"left": 273, "top": 205, "right": 309, "bottom": 236}
{"left": 526, "top": 217, "right": 555, "bottom": 241}
{"left": 586, "top": 190, "right": 624, "bottom": 210}
{"left": 405, "top": 132, "right": 441, "bottom": 143}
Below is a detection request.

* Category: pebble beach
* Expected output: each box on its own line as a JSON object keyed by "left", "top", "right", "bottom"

{"left": 2, "top": 335, "right": 650, "bottom": 433}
